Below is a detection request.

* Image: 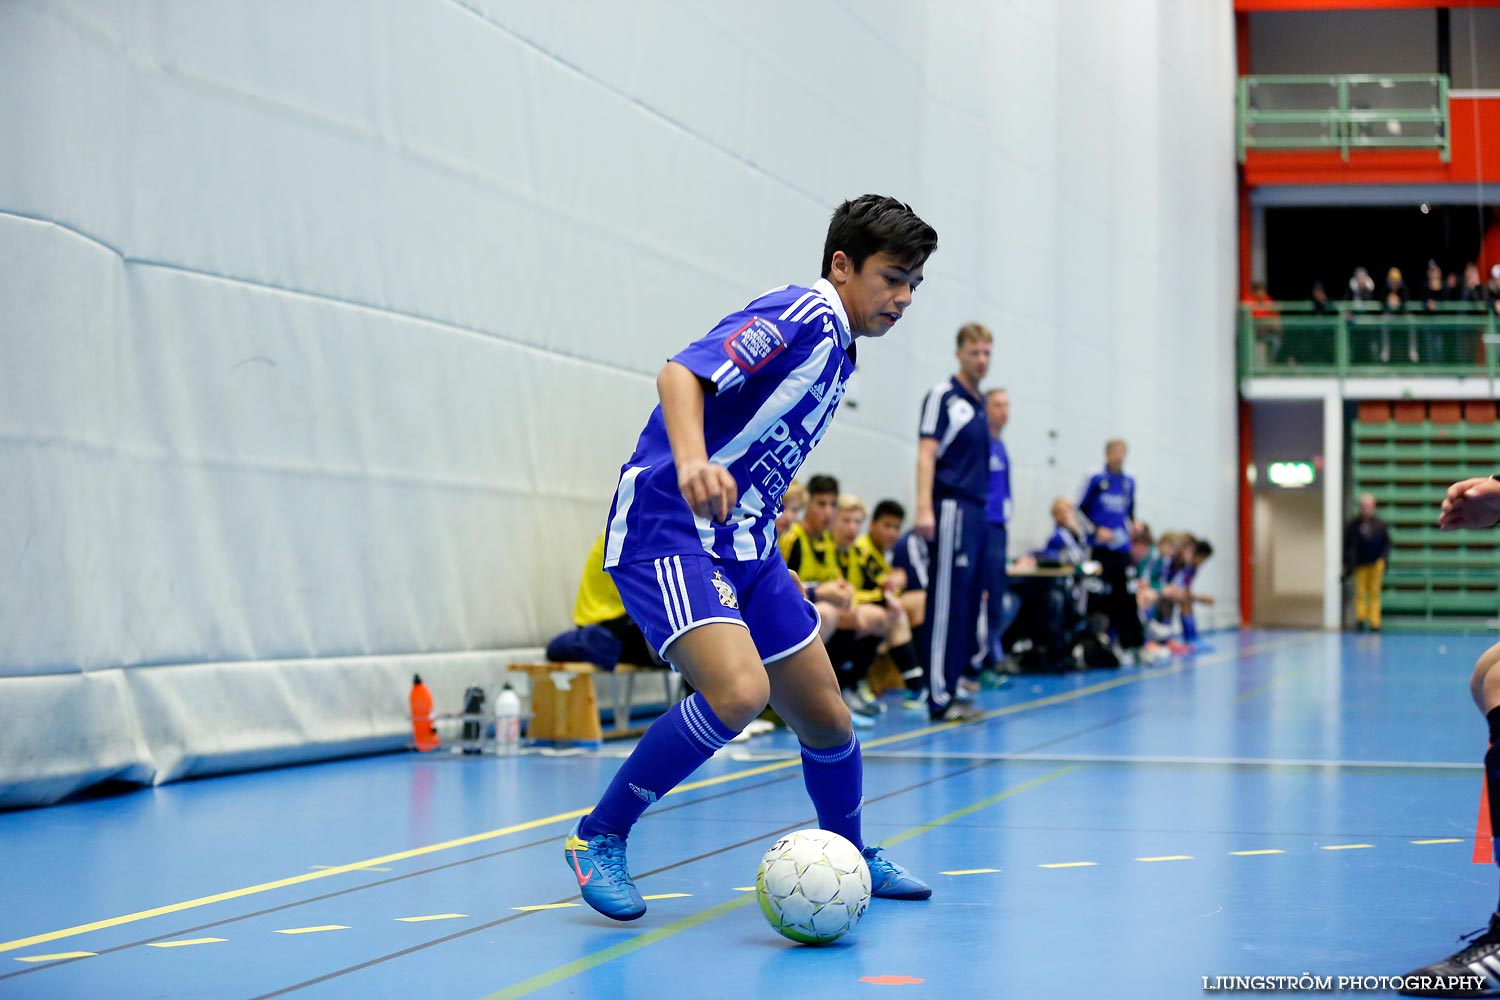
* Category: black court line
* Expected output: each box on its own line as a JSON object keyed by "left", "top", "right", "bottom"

{"left": 0, "top": 774, "right": 802, "bottom": 983}
{"left": 246, "top": 754, "right": 1031, "bottom": 999}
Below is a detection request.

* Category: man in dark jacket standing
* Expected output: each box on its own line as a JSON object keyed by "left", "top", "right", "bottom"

{"left": 1344, "top": 493, "right": 1390, "bottom": 632}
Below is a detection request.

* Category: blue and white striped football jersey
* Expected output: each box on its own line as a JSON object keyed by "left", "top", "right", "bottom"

{"left": 603, "top": 278, "right": 855, "bottom": 568}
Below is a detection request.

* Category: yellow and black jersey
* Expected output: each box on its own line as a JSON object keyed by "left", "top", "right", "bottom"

{"left": 844, "top": 535, "right": 893, "bottom": 605}
{"left": 572, "top": 531, "right": 627, "bottom": 627}
{"left": 779, "top": 522, "right": 841, "bottom": 585}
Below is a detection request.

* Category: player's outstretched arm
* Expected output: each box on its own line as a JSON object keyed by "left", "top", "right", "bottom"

{"left": 658, "top": 361, "right": 738, "bottom": 522}
{"left": 1440, "top": 476, "right": 1500, "bottom": 531}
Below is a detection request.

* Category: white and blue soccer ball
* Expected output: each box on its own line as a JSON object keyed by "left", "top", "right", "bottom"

{"left": 755, "top": 828, "right": 871, "bottom": 945}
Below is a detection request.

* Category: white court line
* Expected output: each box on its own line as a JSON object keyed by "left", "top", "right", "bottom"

{"left": 859, "top": 751, "right": 1478, "bottom": 770}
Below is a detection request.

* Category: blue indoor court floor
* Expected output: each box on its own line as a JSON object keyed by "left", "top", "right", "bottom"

{"left": 3, "top": 629, "right": 1497, "bottom": 999}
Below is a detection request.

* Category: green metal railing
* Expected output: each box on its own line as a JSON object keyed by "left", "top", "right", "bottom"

{"left": 1238, "top": 74, "right": 1450, "bottom": 162}
{"left": 1239, "top": 302, "right": 1500, "bottom": 382}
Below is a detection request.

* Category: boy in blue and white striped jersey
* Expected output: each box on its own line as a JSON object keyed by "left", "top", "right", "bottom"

{"left": 565, "top": 196, "right": 939, "bottom": 922}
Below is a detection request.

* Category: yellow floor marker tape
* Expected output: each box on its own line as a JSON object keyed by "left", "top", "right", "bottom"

{"left": 940, "top": 868, "right": 1001, "bottom": 876}
{"left": 274, "top": 925, "right": 349, "bottom": 935}
{"left": 13, "top": 952, "right": 95, "bottom": 963}
{"left": 1320, "top": 844, "right": 1374, "bottom": 851}
{"left": 640, "top": 894, "right": 691, "bottom": 901}
{"left": 1231, "top": 849, "right": 1285, "bottom": 856}
{"left": 512, "top": 904, "right": 579, "bottom": 912}
{"left": 395, "top": 914, "right": 467, "bottom": 923}
{"left": 1038, "top": 861, "right": 1097, "bottom": 869}
{"left": 0, "top": 636, "right": 1315, "bottom": 958}
{"left": 476, "top": 766, "right": 1081, "bottom": 1000}
{"left": 730, "top": 887, "right": 756, "bottom": 892}
{"left": 1136, "top": 856, "right": 1193, "bottom": 862}
{"left": 146, "top": 938, "right": 226, "bottom": 949}
{"left": 1412, "top": 839, "right": 1463, "bottom": 845}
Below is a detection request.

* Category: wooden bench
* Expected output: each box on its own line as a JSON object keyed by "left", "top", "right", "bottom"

{"left": 512, "top": 662, "right": 682, "bottom": 745}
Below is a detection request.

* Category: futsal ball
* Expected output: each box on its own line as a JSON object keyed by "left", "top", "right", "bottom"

{"left": 755, "top": 829, "right": 871, "bottom": 945}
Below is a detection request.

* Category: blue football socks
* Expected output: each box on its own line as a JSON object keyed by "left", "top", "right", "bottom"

{"left": 580, "top": 693, "right": 737, "bottom": 840}
{"left": 800, "top": 734, "right": 864, "bottom": 850}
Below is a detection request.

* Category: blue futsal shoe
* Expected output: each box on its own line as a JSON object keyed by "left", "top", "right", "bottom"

{"left": 564, "top": 818, "right": 646, "bottom": 921}
{"left": 864, "top": 846, "right": 933, "bottom": 900}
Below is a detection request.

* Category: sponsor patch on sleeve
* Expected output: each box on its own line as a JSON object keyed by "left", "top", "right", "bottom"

{"left": 724, "top": 317, "right": 787, "bottom": 373}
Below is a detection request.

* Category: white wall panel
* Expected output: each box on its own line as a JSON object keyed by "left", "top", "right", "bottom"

{"left": 0, "top": 0, "right": 1238, "bottom": 805}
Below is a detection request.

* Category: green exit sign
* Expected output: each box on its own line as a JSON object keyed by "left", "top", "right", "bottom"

{"left": 1268, "top": 461, "right": 1316, "bottom": 488}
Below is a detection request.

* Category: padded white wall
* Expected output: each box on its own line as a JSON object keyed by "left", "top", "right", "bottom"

{"left": 0, "top": 0, "right": 1237, "bottom": 806}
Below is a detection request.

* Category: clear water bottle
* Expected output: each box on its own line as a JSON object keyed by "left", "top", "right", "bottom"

{"left": 494, "top": 683, "right": 521, "bottom": 756}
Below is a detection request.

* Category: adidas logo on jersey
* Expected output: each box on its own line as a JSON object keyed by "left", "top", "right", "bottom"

{"left": 629, "top": 782, "right": 658, "bottom": 804}
{"left": 810, "top": 382, "right": 827, "bottom": 402}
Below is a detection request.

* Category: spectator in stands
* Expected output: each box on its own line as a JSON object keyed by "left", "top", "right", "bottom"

{"left": 1343, "top": 492, "right": 1391, "bottom": 633}
{"left": 984, "top": 388, "right": 1013, "bottom": 670}
{"left": 776, "top": 480, "right": 808, "bottom": 540}
{"left": 1078, "top": 439, "right": 1146, "bottom": 663}
{"left": 780, "top": 474, "right": 854, "bottom": 643}
{"left": 1459, "top": 263, "right": 1485, "bottom": 310}
{"left": 1380, "top": 266, "right": 1414, "bottom": 363}
{"left": 1311, "top": 281, "right": 1334, "bottom": 313}
{"left": 1487, "top": 264, "right": 1500, "bottom": 318}
{"left": 1420, "top": 260, "right": 1450, "bottom": 363}
{"left": 1247, "top": 281, "right": 1282, "bottom": 365}
{"left": 546, "top": 531, "right": 655, "bottom": 670}
{"left": 1347, "top": 266, "right": 1377, "bottom": 312}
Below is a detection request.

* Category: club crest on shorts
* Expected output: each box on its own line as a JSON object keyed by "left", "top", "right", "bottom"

{"left": 711, "top": 570, "right": 738, "bottom": 609}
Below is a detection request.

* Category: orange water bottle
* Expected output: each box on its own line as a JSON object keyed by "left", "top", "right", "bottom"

{"left": 410, "top": 674, "right": 440, "bottom": 752}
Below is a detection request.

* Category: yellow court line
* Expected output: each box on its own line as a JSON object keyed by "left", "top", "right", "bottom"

{"left": 512, "top": 904, "right": 579, "bottom": 912}
{"left": 1320, "top": 844, "right": 1374, "bottom": 851}
{"left": 940, "top": 868, "right": 1001, "bottom": 876}
{"left": 13, "top": 952, "right": 96, "bottom": 963}
{"left": 274, "top": 925, "right": 348, "bottom": 935}
{"left": 731, "top": 886, "right": 756, "bottom": 892}
{"left": 478, "top": 765, "right": 1081, "bottom": 1000}
{"left": 640, "top": 893, "right": 691, "bottom": 901}
{"left": 1038, "top": 862, "right": 1098, "bottom": 869}
{"left": 0, "top": 635, "right": 1313, "bottom": 957}
{"left": 309, "top": 865, "right": 392, "bottom": 872}
{"left": 146, "top": 938, "right": 226, "bottom": 949}
{"left": 1136, "top": 855, "right": 1193, "bottom": 862}
{"left": 395, "top": 914, "right": 468, "bottom": 923}
{"left": 1412, "top": 839, "right": 1463, "bottom": 845}
{"left": 1231, "top": 849, "right": 1285, "bottom": 856}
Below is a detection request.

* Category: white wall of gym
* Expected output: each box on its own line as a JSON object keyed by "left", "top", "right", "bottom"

{"left": 0, "top": 0, "right": 1238, "bottom": 806}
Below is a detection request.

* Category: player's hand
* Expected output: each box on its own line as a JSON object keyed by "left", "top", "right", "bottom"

{"left": 788, "top": 570, "right": 808, "bottom": 598}
{"left": 1095, "top": 527, "right": 1115, "bottom": 544}
{"left": 1010, "top": 555, "right": 1037, "bottom": 572}
{"left": 885, "top": 568, "right": 908, "bottom": 594}
{"left": 678, "top": 459, "right": 738, "bottom": 522}
{"left": 915, "top": 509, "right": 936, "bottom": 542}
{"left": 1440, "top": 476, "right": 1500, "bottom": 531}
{"left": 819, "top": 578, "right": 854, "bottom": 609}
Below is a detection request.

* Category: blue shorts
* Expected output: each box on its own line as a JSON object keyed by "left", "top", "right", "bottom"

{"left": 607, "top": 551, "right": 821, "bottom": 666}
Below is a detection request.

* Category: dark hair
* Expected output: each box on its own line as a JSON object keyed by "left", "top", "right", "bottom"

{"left": 1132, "top": 523, "right": 1153, "bottom": 546}
{"left": 872, "top": 499, "right": 905, "bottom": 523}
{"left": 807, "top": 474, "right": 839, "bottom": 498}
{"left": 1192, "top": 539, "right": 1214, "bottom": 559}
{"left": 821, "top": 195, "right": 939, "bottom": 277}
